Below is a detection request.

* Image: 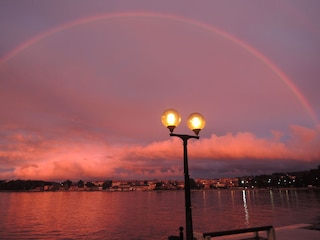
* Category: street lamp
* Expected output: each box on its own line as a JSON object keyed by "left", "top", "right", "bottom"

{"left": 161, "top": 109, "right": 206, "bottom": 240}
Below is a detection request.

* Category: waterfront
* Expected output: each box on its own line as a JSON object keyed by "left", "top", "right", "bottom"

{"left": 0, "top": 189, "right": 319, "bottom": 239}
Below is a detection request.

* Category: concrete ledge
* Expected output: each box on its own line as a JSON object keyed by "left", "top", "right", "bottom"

{"left": 194, "top": 224, "right": 320, "bottom": 240}
{"left": 275, "top": 224, "right": 320, "bottom": 240}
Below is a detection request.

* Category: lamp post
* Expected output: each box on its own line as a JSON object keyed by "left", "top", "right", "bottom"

{"left": 161, "top": 109, "right": 206, "bottom": 240}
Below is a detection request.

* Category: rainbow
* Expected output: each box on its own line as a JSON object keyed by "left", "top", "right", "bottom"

{"left": 0, "top": 12, "right": 317, "bottom": 124}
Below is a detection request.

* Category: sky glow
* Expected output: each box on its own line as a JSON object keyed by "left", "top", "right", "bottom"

{"left": 1, "top": 1, "right": 320, "bottom": 181}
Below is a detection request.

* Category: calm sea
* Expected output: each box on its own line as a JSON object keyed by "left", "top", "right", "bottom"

{"left": 0, "top": 189, "right": 319, "bottom": 239}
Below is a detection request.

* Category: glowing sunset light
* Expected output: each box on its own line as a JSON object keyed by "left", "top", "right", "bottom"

{"left": 0, "top": 1, "right": 319, "bottom": 181}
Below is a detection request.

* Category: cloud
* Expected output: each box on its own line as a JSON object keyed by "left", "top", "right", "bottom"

{"left": 1, "top": 124, "right": 319, "bottom": 181}
{"left": 121, "top": 124, "right": 320, "bottom": 162}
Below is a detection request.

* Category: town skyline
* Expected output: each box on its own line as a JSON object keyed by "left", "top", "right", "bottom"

{"left": 1, "top": 166, "right": 319, "bottom": 192}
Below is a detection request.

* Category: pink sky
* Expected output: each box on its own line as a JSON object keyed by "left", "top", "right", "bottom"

{"left": 1, "top": 1, "right": 320, "bottom": 181}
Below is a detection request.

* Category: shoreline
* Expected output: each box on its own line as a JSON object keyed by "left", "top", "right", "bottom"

{"left": 1, "top": 187, "right": 319, "bottom": 193}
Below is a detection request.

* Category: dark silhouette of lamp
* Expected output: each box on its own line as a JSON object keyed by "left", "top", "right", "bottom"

{"left": 161, "top": 109, "right": 206, "bottom": 240}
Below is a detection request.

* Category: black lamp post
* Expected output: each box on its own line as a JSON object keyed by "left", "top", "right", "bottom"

{"left": 161, "top": 109, "right": 206, "bottom": 240}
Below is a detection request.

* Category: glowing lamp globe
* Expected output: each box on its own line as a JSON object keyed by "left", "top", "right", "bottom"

{"left": 187, "top": 112, "right": 206, "bottom": 135}
{"left": 161, "top": 109, "right": 181, "bottom": 133}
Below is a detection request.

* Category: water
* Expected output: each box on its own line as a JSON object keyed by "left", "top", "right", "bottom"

{"left": 0, "top": 189, "right": 319, "bottom": 239}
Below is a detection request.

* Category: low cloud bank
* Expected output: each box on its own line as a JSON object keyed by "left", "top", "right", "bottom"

{"left": 1, "top": 125, "right": 319, "bottom": 181}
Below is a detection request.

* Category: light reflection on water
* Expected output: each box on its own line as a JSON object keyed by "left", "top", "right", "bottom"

{"left": 242, "top": 190, "right": 249, "bottom": 226}
{"left": 0, "top": 189, "right": 319, "bottom": 239}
